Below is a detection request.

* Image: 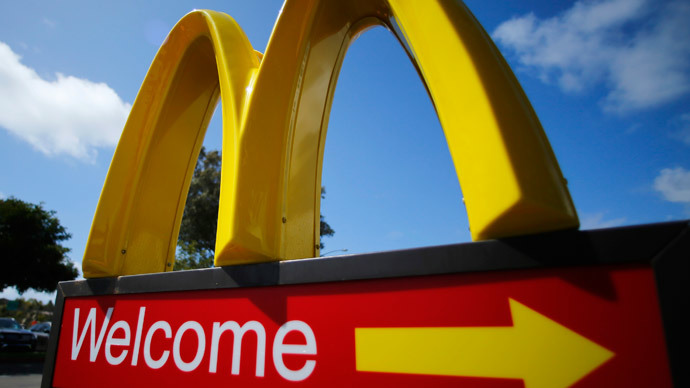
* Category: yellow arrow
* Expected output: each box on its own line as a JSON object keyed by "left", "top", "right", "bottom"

{"left": 355, "top": 299, "right": 614, "bottom": 388}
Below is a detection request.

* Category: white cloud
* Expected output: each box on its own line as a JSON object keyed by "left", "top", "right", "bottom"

{"left": 0, "top": 42, "right": 130, "bottom": 162}
{"left": 493, "top": 0, "right": 690, "bottom": 112}
{"left": 580, "top": 212, "right": 627, "bottom": 230}
{"left": 0, "top": 286, "right": 56, "bottom": 304}
{"left": 654, "top": 167, "right": 690, "bottom": 203}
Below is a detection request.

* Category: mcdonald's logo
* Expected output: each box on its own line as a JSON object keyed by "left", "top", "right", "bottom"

{"left": 82, "top": 0, "right": 578, "bottom": 278}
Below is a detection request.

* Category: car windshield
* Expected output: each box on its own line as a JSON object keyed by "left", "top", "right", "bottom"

{"left": 0, "top": 320, "right": 22, "bottom": 330}
{"left": 31, "top": 323, "right": 48, "bottom": 332}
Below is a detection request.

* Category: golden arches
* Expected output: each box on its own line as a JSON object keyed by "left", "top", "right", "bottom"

{"left": 83, "top": 1, "right": 577, "bottom": 278}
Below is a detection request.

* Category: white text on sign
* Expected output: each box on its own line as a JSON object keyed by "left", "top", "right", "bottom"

{"left": 69, "top": 307, "right": 317, "bottom": 381}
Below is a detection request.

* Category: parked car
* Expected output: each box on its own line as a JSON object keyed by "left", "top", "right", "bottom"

{"left": 29, "top": 321, "right": 52, "bottom": 351}
{"left": 0, "top": 317, "right": 37, "bottom": 351}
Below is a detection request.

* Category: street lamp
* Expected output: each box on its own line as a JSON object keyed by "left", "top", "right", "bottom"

{"left": 320, "top": 249, "right": 348, "bottom": 257}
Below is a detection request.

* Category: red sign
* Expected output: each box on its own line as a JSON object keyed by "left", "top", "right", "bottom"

{"left": 51, "top": 264, "right": 671, "bottom": 387}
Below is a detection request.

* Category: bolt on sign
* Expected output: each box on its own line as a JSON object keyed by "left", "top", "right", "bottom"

{"left": 42, "top": 0, "right": 685, "bottom": 387}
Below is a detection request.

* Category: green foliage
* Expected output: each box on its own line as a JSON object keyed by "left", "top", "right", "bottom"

{"left": 0, "top": 198, "right": 78, "bottom": 293}
{"left": 174, "top": 147, "right": 334, "bottom": 270}
{"left": 177, "top": 147, "right": 221, "bottom": 256}
{"left": 319, "top": 188, "right": 334, "bottom": 249}
{"left": 0, "top": 298, "right": 54, "bottom": 328}
{"left": 174, "top": 241, "right": 214, "bottom": 271}
{"left": 174, "top": 147, "right": 220, "bottom": 271}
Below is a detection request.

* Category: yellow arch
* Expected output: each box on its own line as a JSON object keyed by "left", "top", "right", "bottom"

{"left": 83, "top": 0, "right": 578, "bottom": 278}
{"left": 82, "top": 10, "right": 259, "bottom": 277}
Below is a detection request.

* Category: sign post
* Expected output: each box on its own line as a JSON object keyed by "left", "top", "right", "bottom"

{"left": 43, "top": 221, "right": 686, "bottom": 387}
{"left": 41, "top": 0, "right": 686, "bottom": 386}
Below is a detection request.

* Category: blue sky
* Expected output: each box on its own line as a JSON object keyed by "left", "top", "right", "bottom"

{"left": 1, "top": 0, "right": 689, "bottom": 302}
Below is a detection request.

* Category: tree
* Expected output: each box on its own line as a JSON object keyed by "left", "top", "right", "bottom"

{"left": 0, "top": 298, "right": 55, "bottom": 327}
{"left": 319, "top": 187, "right": 334, "bottom": 249}
{"left": 0, "top": 197, "right": 78, "bottom": 293}
{"left": 175, "top": 147, "right": 334, "bottom": 270}
{"left": 175, "top": 148, "right": 220, "bottom": 270}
